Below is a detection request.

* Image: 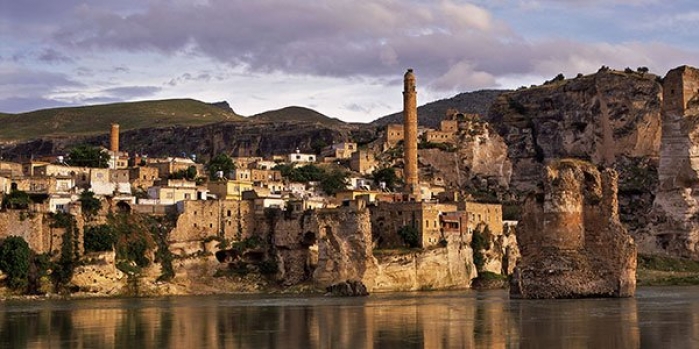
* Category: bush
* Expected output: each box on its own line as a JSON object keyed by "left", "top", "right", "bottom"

{"left": 398, "top": 225, "right": 420, "bottom": 248}
{"left": 79, "top": 191, "right": 101, "bottom": 218}
{"left": 2, "top": 190, "right": 30, "bottom": 210}
{"left": 84, "top": 225, "right": 116, "bottom": 252}
{"left": 0, "top": 236, "right": 30, "bottom": 291}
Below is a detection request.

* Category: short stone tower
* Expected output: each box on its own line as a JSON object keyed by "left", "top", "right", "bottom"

{"left": 403, "top": 69, "right": 420, "bottom": 199}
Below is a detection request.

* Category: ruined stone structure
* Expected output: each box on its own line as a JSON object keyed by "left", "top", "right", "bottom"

{"left": 511, "top": 160, "right": 636, "bottom": 299}
{"left": 403, "top": 69, "right": 420, "bottom": 199}
{"left": 645, "top": 66, "right": 699, "bottom": 258}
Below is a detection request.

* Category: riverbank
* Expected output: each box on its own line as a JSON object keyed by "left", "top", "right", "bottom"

{"left": 636, "top": 254, "right": 699, "bottom": 286}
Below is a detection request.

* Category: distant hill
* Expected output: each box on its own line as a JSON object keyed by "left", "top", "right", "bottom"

{"left": 371, "top": 89, "right": 506, "bottom": 129}
{"left": 249, "top": 106, "right": 345, "bottom": 126}
{"left": 0, "top": 99, "right": 244, "bottom": 143}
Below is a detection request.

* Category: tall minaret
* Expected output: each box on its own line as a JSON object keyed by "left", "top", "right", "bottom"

{"left": 110, "top": 123, "right": 120, "bottom": 153}
{"left": 403, "top": 69, "right": 420, "bottom": 200}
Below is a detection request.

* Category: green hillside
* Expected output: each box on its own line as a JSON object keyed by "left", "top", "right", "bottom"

{"left": 0, "top": 99, "right": 245, "bottom": 142}
{"left": 249, "top": 106, "right": 345, "bottom": 126}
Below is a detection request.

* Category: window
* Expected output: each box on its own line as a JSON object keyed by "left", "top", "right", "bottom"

{"left": 227, "top": 210, "right": 232, "bottom": 217}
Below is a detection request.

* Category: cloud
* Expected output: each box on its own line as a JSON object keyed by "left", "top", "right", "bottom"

{"left": 37, "top": 48, "right": 73, "bottom": 64}
{"left": 100, "top": 85, "right": 162, "bottom": 99}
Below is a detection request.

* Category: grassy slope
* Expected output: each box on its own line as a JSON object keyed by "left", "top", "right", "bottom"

{"left": 0, "top": 99, "right": 245, "bottom": 142}
{"left": 637, "top": 254, "right": 699, "bottom": 286}
{"left": 249, "top": 106, "right": 345, "bottom": 126}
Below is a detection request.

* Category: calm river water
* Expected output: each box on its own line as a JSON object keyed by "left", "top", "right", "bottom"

{"left": 0, "top": 286, "right": 697, "bottom": 349}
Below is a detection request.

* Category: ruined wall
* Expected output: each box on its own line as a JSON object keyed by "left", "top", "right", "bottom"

{"left": 511, "top": 160, "right": 636, "bottom": 299}
{"left": 0, "top": 211, "right": 50, "bottom": 253}
{"left": 169, "top": 200, "right": 255, "bottom": 256}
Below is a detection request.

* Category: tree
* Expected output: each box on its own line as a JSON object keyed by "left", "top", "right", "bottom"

{"left": 398, "top": 225, "right": 420, "bottom": 248}
{"left": 320, "top": 169, "right": 349, "bottom": 195}
{"left": 0, "top": 236, "right": 31, "bottom": 291}
{"left": 373, "top": 167, "right": 400, "bottom": 190}
{"left": 169, "top": 165, "right": 198, "bottom": 180}
{"left": 1, "top": 189, "right": 30, "bottom": 210}
{"left": 67, "top": 144, "right": 109, "bottom": 168}
{"left": 79, "top": 190, "right": 101, "bottom": 218}
{"left": 84, "top": 225, "right": 116, "bottom": 252}
{"left": 207, "top": 153, "right": 235, "bottom": 179}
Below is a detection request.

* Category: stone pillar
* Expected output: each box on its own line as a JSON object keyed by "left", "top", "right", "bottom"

{"left": 403, "top": 69, "right": 420, "bottom": 200}
{"left": 110, "top": 123, "right": 120, "bottom": 153}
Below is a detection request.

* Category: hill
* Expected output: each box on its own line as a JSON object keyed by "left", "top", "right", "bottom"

{"left": 249, "top": 106, "right": 345, "bottom": 126}
{"left": 0, "top": 99, "right": 244, "bottom": 143}
{"left": 371, "top": 89, "right": 506, "bottom": 128}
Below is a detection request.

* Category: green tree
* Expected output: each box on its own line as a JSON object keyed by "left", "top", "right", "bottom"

{"left": 207, "top": 154, "right": 235, "bottom": 179}
{"left": 372, "top": 167, "right": 400, "bottom": 190}
{"left": 398, "top": 225, "right": 420, "bottom": 248}
{"left": 320, "top": 168, "right": 349, "bottom": 195}
{"left": 0, "top": 236, "right": 30, "bottom": 291}
{"left": 84, "top": 225, "right": 116, "bottom": 252}
{"left": 1, "top": 189, "right": 30, "bottom": 210}
{"left": 67, "top": 144, "right": 109, "bottom": 168}
{"left": 79, "top": 190, "right": 101, "bottom": 218}
{"left": 50, "top": 213, "right": 78, "bottom": 291}
{"left": 168, "top": 165, "right": 198, "bottom": 180}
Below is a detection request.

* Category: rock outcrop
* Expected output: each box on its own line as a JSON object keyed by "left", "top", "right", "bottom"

{"left": 510, "top": 159, "right": 636, "bottom": 299}
{"left": 418, "top": 116, "right": 512, "bottom": 196}
{"left": 271, "top": 205, "right": 478, "bottom": 292}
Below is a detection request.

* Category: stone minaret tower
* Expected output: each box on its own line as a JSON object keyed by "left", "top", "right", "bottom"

{"left": 110, "top": 123, "right": 120, "bottom": 153}
{"left": 403, "top": 69, "right": 420, "bottom": 200}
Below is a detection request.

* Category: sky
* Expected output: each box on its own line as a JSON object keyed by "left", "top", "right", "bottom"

{"left": 1, "top": 0, "right": 699, "bottom": 123}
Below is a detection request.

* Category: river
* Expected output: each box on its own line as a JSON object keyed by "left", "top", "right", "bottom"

{"left": 0, "top": 286, "right": 697, "bottom": 348}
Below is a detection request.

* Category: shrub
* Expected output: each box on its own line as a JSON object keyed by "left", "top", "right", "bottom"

{"left": 0, "top": 236, "right": 30, "bottom": 291}
{"left": 2, "top": 189, "right": 30, "bottom": 210}
{"left": 79, "top": 191, "right": 101, "bottom": 218}
{"left": 84, "top": 225, "right": 116, "bottom": 252}
{"left": 398, "top": 225, "right": 420, "bottom": 248}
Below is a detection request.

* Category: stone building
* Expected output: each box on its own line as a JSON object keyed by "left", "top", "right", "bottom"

{"left": 370, "top": 201, "right": 462, "bottom": 248}
{"left": 128, "top": 166, "right": 159, "bottom": 190}
{"left": 384, "top": 124, "right": 404, "bottom": 147}
{"left": 169, "top": 200, "right": 255, "bottom": 256}
{"left": 349, "top": 150, "right": 376, "bottom": 175}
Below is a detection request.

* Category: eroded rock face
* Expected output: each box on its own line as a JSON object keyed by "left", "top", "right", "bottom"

{"left": 511, "top": 160, "right": 636, "bottom": 299}
{"left": 272, "top": 206, "right": 478, "bottom": 292}
{"left": 419, "top": 117, "right": 512, "bottom": 195}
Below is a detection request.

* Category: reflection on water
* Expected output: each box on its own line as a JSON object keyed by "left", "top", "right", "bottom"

{"left": 0, "top": 287, "right": 698, "bottom": 348}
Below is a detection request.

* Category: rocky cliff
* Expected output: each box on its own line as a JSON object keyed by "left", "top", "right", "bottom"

{"left": 489, "top": 69, "right": 661, "bottom": 190}
{"left": 418, "top": 116, "right": 512, "bottom": 199}
{"left": 271, "top": 206, "right": 477, "bottom": 292}
{"left": 510, "top": 159, "right": 636, "bottom": 299}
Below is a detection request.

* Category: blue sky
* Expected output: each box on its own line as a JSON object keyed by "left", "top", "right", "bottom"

{"left": 1, "top": 0, "right": 698, "bottom": 123}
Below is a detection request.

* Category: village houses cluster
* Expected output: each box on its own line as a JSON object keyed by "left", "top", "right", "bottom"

{"left": 0, "top": 69, "right": 507, "bottom": 252}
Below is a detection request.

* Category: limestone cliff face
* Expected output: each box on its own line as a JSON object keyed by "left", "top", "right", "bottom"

{"left": 511, "top": 160, "right": 636, "bottom": 299}
{"left": 419, "top": 118, "right": 512, "bottom": 195}
{"left": 489, "top": 71, "right": 661, "bottom": 191}
{"left": 372, "top": 236, "right": 477, "bottom": 292}
{"left": 271, "top": 206, "right": 477, "bottom": 292}
{"left": 643, "top": 66, "right": 699, "bottom": 258}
